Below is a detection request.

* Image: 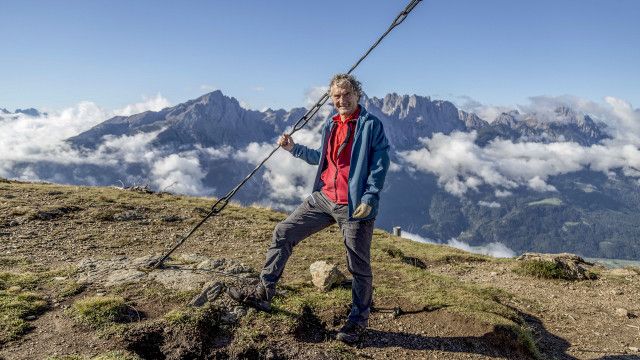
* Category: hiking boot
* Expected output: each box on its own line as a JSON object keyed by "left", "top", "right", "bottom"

{"left": 336, "top": 321, "right": 366, "bottom": 344}
{"left": 226, "top": 283, "right": 271, "bottom": 312}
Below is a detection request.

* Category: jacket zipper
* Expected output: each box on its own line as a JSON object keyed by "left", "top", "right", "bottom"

{"left": 332, "top": 122, "right": 353, "bottom": 203}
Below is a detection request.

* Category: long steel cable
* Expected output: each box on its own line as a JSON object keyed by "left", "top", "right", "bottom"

{"left": 150, "top": 0, "right": 422, "bottom": 270}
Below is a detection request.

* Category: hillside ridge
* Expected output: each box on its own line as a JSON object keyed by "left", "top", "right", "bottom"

{"left": 1, "top": 180, "right": 639, "bottom": 359}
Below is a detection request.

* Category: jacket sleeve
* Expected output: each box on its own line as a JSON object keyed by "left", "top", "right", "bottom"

{"left": 290, "top": 143, "right": 322, "bottom": 165}
{"left": 360, "top": 121, "right": 390, "bottom": 208}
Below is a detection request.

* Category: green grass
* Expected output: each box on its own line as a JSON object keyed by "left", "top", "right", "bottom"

{"left": 1, "top": 180, "right": 543, "bottom": 357}
{"left": 0, "top": 290, "right": 48, "bottom": 343}
{"left": 515, "top": 260, "right": 567, "bottom": 279}
{"left": 0, "top": 264, "right": 82, "bottom": 344}
{"left": 513, "top": 259, "right": 596, "bottom": 281}
{"left": 70, "top": 296, "right": 131, "bottom": 328}
{"left": 527, "top": 197, "right": 563, "bottom": 206}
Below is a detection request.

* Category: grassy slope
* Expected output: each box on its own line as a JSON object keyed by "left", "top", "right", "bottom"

{"left": 0, "top": 180, "right": 540, "bottom": 358}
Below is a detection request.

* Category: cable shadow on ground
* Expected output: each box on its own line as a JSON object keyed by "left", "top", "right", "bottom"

{"left": 362, "top": 304, "right": 577, "bottom": 360}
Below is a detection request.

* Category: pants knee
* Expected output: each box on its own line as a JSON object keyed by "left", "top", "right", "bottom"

{"left": 272, "top": 222, "right": 296, "bottom": 248}
{"left": 346, "top": 260, "right": 372, "bottom": 278}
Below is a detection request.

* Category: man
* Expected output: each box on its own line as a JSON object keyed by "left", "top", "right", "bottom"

{"left": 228, "top": 74, "right": 390, "bottom": 344}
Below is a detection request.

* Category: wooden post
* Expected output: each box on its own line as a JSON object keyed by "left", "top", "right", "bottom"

{"left": 393, "top": 226, "right": 402, "bottom": 237}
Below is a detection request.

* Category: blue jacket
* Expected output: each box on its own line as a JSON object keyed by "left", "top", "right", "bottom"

{"left": 291, "top": 106, "right": 390, "bottom": 221}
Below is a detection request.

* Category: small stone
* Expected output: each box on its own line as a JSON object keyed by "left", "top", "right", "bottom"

{"left": 26, "top": 315, "right": 36, "bottom": 320}
{"left": 104, "top": 269, "right": 146, "bottom": 287}
{"left": 131, "top": 254, "right": 162, "bottom": 268}
{"left": 629, "top": 346, "right": 639, "bottom": 352}
{"left": 197, "top": 258, "right": 225, "bottom": 270}
{"left": 615, "top": 308, "right": 629, "bottom": 318}
{"left": 113, "top": 210, "right": 144, "bottom": 221}
{"left": 232, "top": 306, "right": 247, "bottom": 318}
{"left": 226, "top": 263, "right": 254, "bottom": 274}
{"left": 188, "top": 281, "right": 224, "bottom": 307}
{"left": 7, "top": 286, "right": 22, "bottom": 293}
{"left": 309, "top": 261, "right": 346, "bottom": 292}
{"left": 608, "top": 268, "right": 637, "bottom": 277}
{"left": 178, "top": 253, "right": 209, "bottom": 264}
{"left": 53, "top": 276, "right": 67, "bottom": 281}
{"left": 490, "top": 272, "right": 498, "bottom": 277}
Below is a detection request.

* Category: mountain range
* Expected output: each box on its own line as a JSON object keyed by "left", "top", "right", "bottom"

{"left": 4, "top": 91, "right": 639, "bottom": 260}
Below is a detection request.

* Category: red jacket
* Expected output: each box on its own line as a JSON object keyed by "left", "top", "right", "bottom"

{"left": 320, "top": 107, "right": 360, "bottom": 204}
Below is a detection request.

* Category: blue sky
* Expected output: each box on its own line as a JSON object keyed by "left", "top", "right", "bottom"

{"left": 1, "top": 0, "right": 638, "bottom": 112}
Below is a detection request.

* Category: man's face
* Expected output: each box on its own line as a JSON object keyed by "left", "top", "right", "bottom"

{"left": 331, "top": 84, "right": 359, "bottom": 117}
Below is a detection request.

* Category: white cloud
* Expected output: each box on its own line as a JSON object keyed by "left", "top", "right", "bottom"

{"left": 252, "top": 86, "right": 265, "bottom": 92}
{"left": 239, "top": 100, "right": 253, "bottom": 110}
{"left": 200, "top": 84, "right": 217, "bottom": 92}
{"left": 495, "top": 189, "right": 512, "bottom": 197}
{"left": 447, "top": 238, "right": 516, "bottom": 258}
{"left": 527, "top": 176, "right": 557, "bottom": 192}
{"left": 0, "top": 101, "right": 108, "bottom": 171}
{"left": 388, "top": 161, "right": 401, "bottom": 172}
{"left": 0, "top": 96, "right": 210, "bottom": 195}
{"left": 455, "top": 95, "right": 512, "bottom": 123}
{"left": 401, "top": 231, "right": 516, "bottom": 258}
{"left": 151, "top": 153, "right": 207, "bottom": 195}
{"left": 196, "top": 145, "right": 233, "bottom": 160}
{"left": 305, "top": 86, "right": 333, "bottom": 119}
{"left": 234, "top": 141, "right": 317, "bottom": 203}
{"left": 113, "top": 94, "right": 171, "bottom": 116}
{"left": 399, "top": 95, "right": 640, "bottom": 196}
{"left": 478, "top": 201, "right": 501, "bottom": 208}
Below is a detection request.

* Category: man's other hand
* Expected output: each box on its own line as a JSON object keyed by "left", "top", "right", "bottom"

{"left": 278, "top": 134, "right": 295, "bottom": 152}
{"left": 353, "top": 203, "right": 372, "bottom": 219}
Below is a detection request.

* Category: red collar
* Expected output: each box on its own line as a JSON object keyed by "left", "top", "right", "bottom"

{"left": 332, "top": 106, "right": 360, "bottom": 123}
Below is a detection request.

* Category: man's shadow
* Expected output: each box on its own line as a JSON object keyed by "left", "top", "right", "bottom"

{"left": 291, "top": 301, "right": 577, "bottom": 359}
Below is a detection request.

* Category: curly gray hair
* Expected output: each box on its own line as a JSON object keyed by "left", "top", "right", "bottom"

{"left": 329, "top": 74, "right": 363, "bottom": 99}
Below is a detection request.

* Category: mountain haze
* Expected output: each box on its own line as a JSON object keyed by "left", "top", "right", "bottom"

{"left": 4, "top": 90, "right": 639, "bottom": 259}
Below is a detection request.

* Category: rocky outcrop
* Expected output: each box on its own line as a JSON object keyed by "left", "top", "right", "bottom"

{"left": 516, "top": 252, "right": 597, "bottom": 281}
{"left": 309, "top": 261, "right": 346, "bottom": 292}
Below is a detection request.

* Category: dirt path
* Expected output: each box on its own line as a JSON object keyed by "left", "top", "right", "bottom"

{"left": 431, "top": 261, "right": 640, "bottom": 359}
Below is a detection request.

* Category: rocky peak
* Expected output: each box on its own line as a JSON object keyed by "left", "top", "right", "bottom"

{"left": 554, "top": 105, "right": 576, "bottom": 118}
{"left": 494, "top": 111, "right": 521, "bottom": 127}
{"left": 458, "top": 110, "right": 488, "bottom": 130}
{"left": 14, "top": 108, "right": 42, "bottom": 117}
{"left": 363, "top": 94, "right": 468, "bottom": 150}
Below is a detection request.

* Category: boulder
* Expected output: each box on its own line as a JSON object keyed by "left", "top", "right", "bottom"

{"left": 105, "top": 269, "right": 146, "bottom": 287}
{"left": 309, "top": 261, "right": 345, "bottom": 292}
{"left": 615, "top": 308, "right": 630, "bottom": 318}
{"left": 517, "top": 252, "right": 596, "bottom": 280}
{"left": 188, "top": 281, "right": 225, "bottom": 307}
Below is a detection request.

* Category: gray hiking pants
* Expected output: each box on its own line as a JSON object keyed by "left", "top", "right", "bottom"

{"left": 260, "top": 191, "right": 375, "bottom": 327}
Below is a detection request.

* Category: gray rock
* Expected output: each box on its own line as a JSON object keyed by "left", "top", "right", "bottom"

{"left": 309, "top": 261, "right": 346, "bottom": 292}
{"left": 188, "top": 281, "right": 225, "bottom": 307}
{"left": 131, "top": 254, "right": 163, "bottom": 268}
{"left": 226, "top": 263, "right": 253, "bottom": 274}
{"left": 113, "top": 210, "right": 144, "bottom": 221}
{"left": 197, "top": 258, "right": 225, "bottom": 270}
{"left": 104, "top": 269, "right": 146, "bottom": 287}
{"left": 178, "top": 253, "right": 210, "bottom": 265}
{"left": 615, "top": 308, "right": 630, "bottom": 318}
{"left": 149, "top": 270, "right": 209, "bottom": 291}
